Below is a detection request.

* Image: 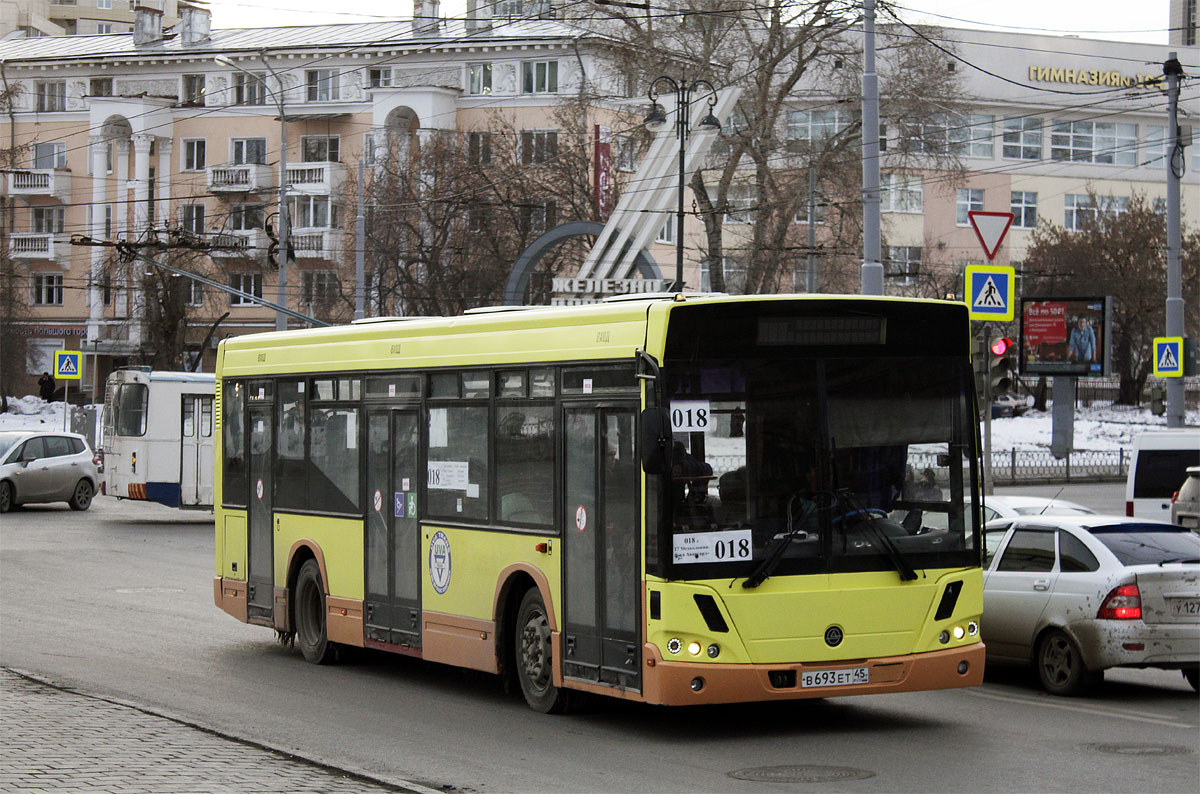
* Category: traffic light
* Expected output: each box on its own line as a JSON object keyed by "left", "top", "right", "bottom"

{"left": 972, "top": 336, "right": 989, "bottom": 408}
{"left": 989, "top": 336, "right": 1016, "bottom": 398}
{"left": 1150, "top": 384, "right": 1166, "bottom": 416}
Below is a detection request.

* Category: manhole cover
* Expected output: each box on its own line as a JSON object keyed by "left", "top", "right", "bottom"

{"left": 728, "top": 765, "right": 875, "bottom": 783}
{"left": 1085, "top": 743, "right": 1191, "bottom": 757}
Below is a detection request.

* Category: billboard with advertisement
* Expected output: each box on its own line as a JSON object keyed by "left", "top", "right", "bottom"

{"left": 1019, "top": 297, "right": 1112, "bottom": 376}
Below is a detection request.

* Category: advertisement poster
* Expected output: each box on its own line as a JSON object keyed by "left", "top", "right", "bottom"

{"left": 1019, "top": 297, "right": 1111, "bottom": 376}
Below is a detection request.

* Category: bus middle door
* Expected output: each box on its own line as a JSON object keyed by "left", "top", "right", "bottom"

{"left": 180, "top": 394, "right": 214, "bottom": 506}
{"left": 364, "top": 408, "right": 422, "bottom": 649}
{"left": 246, "top": 404, "right": 274, "bottom": 622}
{"left": 562, "top": 405, "right": 640, "bottom": 691}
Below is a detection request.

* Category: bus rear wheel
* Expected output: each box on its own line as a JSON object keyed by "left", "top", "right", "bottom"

{"left": 294, "top": 559, "right": 338, "bottom": 665}
{"left": 515, "top": 588, "right": 571, "bottom": 714}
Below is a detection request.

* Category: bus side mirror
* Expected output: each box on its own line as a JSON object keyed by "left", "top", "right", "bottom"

{"left": 640, "top": 407, "right": 669, "bottom": 474}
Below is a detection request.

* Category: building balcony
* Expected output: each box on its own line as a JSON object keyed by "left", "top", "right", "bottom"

{"left": 207, "top": 163, "right": 275, "bottom": 194}
{"left": 207, "top": 229, "right": 268, "bottom": 259}
{"left": 291, "top": 228, "right": 342, "bottom": 260}
{"left": 7, "top": 169, "right": 71, "bottom": 202}
{"left": 286, "top": 162, "right": 346, "bottom": 194}
{"left": 9, "top": 233, "right": 65, "bottom": 264}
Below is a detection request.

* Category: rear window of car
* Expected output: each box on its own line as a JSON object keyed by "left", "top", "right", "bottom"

{"left": 1088, "top": 525, "right": 1200, "bottom": 565}
{"left": 1133, "top": 449, "right": 1200, "bottom": 498}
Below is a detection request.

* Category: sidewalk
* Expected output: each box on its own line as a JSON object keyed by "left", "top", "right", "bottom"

{"left": 0, "top": 668, "right": 409, "bottom": 793}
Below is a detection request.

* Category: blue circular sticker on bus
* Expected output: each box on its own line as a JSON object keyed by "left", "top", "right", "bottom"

{"left": 429, "top": 531, "right": 451, "bottom": 594}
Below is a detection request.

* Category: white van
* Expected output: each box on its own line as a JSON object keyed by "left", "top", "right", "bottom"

{"left": 1125, "top": 429, "right": 1200, "bottom": 519}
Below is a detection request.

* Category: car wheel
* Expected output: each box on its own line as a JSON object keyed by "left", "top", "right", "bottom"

{"left": 1184, "top": 669, "right": 1199, "bottom": 692}
{"left": 515, "top": 588, "right": 572, "bottom": 713}
{"left": 68, "top": 479, "right": 94, "bottom": 511}
{"left": 1037, "top": 629, "right": 1097, "bottom": 696}
{"left": 294, "top": 559, "right": 338, "bottom": 665}
{"left": 0, "top": 481, "right": 12, "bottom": 513}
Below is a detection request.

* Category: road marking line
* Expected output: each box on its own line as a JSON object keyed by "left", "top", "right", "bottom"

{"left": 965, "top": 688, "right": 1195, "bottom": 729}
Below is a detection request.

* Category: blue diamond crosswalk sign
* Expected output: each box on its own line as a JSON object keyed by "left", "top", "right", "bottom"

{"left": 53, "top": 350, "right": 82, "bottom": 380}
{"left": 1153, "top": 337, "right": 1183, "bottom": 378}
{"left": 964, "top": 264, "right": 1015, "bottom": 321}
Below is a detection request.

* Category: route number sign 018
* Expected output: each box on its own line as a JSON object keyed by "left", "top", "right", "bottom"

{"left": 671, "top": 400, "right": 711, "bottom": 432}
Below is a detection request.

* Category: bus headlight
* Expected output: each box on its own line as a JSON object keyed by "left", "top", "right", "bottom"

{"left": 953, "top": 625, "right": 965, "bottom": 640}
{"left": 687, "top": 641, "right": 702, "bottom": 656}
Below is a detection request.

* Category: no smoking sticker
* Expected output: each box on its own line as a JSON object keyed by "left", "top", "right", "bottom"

{"left": 575, "top": 504, "right": 588, "bottom": 532}
{"left": 374, "top": 489, "right": 383, "bottom": 513}
{"left": 256, "top": 478, "right": 264, "bottom": 501}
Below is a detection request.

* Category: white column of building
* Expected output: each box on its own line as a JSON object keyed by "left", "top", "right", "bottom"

{"left": 114, "top": 139, "right": 131, "bottom": 323}
{"left": 88, "top": 135, "right": 108, "bottom": 343}
{"left": 156, "top": 137, "right": 172, "bottom": 229}
{"left": 130, "top": 133, "right": 155, "bottom": 347}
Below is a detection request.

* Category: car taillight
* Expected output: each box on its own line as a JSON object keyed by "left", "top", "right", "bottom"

{"left": 1171, "top": 490, "right": 1180, "bottom": 504}
{"left": 1125, "top": 501, "right": 1133, "bottom": 517}
{"left": 1097, "top": 584, "right": 1141, "bottom": 620}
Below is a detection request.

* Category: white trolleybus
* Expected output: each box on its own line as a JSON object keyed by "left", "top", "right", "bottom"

{"left": 102, "top": 368, "right": 216, "bottom": 508}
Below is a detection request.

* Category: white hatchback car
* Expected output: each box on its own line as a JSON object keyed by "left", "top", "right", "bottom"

{"left": 983, "top": 495, "right": 1094, "bottom": 522}
{"left": 983, "top": 515, "right": 1200, "bottom": 695}
{"left": 0, "top": 430, "right": 100, "bottom": 512}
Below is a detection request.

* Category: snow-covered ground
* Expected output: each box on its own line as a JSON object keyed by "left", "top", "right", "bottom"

{"left": 1, "top": 395, "right": 1195, "bottom": 451}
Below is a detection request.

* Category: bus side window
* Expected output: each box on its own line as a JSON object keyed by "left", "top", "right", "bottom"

{"left": 202, "top": 399, "right": 213, "bottom": 437}
{"left": 183, "top": 399, "right": 195, "bottom": 437}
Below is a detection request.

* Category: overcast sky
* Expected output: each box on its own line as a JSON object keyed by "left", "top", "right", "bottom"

{"left": 205, "top": 1, "right": 1172, "bottom": 46}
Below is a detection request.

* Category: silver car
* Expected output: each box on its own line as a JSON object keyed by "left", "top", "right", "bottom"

{"left": 0, "top": 430, "right": 100, "bottom": 512}
{"left": 983, "top": 515, "right": 1200, "bottom": 695}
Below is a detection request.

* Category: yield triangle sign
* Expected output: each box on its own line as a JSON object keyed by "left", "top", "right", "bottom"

{"left": 968, "top": 211, "right": 1014, "bottom": 260}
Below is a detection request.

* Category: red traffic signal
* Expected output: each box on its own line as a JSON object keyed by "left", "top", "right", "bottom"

{"left": 990, "top": 337, "right": 1013, "bottom": 356}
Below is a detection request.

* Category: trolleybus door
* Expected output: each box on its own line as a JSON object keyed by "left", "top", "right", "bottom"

{"left": 364, "top": 409, "right": 422, "bottom": 648}
{"left": 562, "top": 405, "right": 640, "bottom": 690}
{"left": 246, "top": 405, "right": 274, "bottom": 621}
{"left": 180, "top": 394, "right": 214, "bottom": 506}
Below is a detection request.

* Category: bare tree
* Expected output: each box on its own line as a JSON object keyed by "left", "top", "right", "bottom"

{"left": 1021, "top": 192, "right": 1200, "bottom": 404}
{"left": 0, "top": 78, "right": 32, "bottom": 407}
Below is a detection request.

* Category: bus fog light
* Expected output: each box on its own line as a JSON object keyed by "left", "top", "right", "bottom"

{"left": 690, "top": 677, "right": 704, "bottom": 692}
{"left": 707, "top": 644, "right": 719, "bottom": 658}
{"left": 667, "top": 638, "right": 682, "bottom": 654}
{"left": 967, "top": 621, "right": 979, "bottom": 636}
{"left": 957, "top": 661, "right": 969, "bottom": 675}
{"left": 939, "top": 630, "right": 950, "bottom": 644}
{"left": 687, "top": 641, "right": 702, "bottom": 656}
{"left": 953, "top": 626, "right": 965, "bottom": 640}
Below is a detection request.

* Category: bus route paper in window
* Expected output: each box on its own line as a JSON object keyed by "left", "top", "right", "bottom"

{"left": 429, "top": 408, "right": 448, "bottom": 447}
{"left": 428, "top": 460, "right": 469, "bottom": 490}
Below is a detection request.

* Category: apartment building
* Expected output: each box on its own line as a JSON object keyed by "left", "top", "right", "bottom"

{"left": 0, "top": 0, "right": 180, "bottom": 38}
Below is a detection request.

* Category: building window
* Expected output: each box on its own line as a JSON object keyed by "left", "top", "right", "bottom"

{"left": 300, "top": 271, "right": 339, "bottom": 305}
{"left": 185, "top": 280, "right": 204, "bottom": 307}
{"left": 786, "top": 108, "right": 849, "bottom": 143}
{"left": 232, "top": 138, "right": 267, "bottom": 165}
{"left": 881, "top": 173, "right": 923, "bottom": 213}
{"left": 230, "top": 204, "right": 265, "bottom": 231}
{"left": 232, "top": 72, "right": 266, "bottom": 105}
{"left": 1143, "top": 125, "right": 1169, "bottom": 165}
{"left": 886, "top": 246, "right": 922, "bottom": 286}
{"left": 1050, "top": 121, "right": 1137, "bottom": 165}
{"left": 959, "top": 114, "right": 994, "bottom": 158}
{"left": 794, "top": 197, "right": 826, "bottom": 224}
{"left": 1011, "top": 191, "right": 1038, "bottom": 229}
{"left": 97, "top": 23, "right": 113, "bottom": 34}
{"left": 368, "top": 67, "right": 392, "bottom": 88}
{"left": 33, "top": 142, "right": 67, "bottom": 169}
{"left": 956, "top": 188, "right": 984, "bottom": 226}
{"left": 614, "top": 135, "right": 638, "bottom": 172}
{"left": 181, "top": 204, "right": 205, "bottom": 235}
{"left": 32, "top": 274, "right": 64, "bottom": 306}
{"left": 32, "top": 206, "right": 65, "bottom": 234}
{"left": 1002, "top": 117, "right": 1042, "bottom": 160}
{"left": 301, "top": 135, "right": 339, "bottom": 163}
{"left": 520, "top": 130, "right": 558, "bottom": 165}
{"left": 182, "top": 74, "right": 205, "bottom": 106}
{"left": 468, "top": 131, "right": 491, "bottom": 166}
{"left": 656, "top": 213, "right": 676, "bottom": 244}
{"left": 522, "top": 60, "right": 558, "bottom": 94}
{"left": 521, "top": 199, "right": 557, "bottom": 233}
{"left": 467, "top": 203, "right": 491, "bottom": 233}
{"left": 35, "top": 81, "right": 66, "bottom": 112}
{"left": 97, "top": 0, "right": 112, "bottom": 8}
{"left": 468, "top": 63, "right": 492, "bottom": 95}
{"left": 89, "top": 77, "right": 113, "bottom": 96}
{"left": 183, "top": 139, "right": 206, "bottom": 171}
{"left": 101, "top": 274, "right": 112, "bottom": 306}
{"left": 288, "top": 195, "right": 337, "bottom": 229}
{"left": 1065, "top": 194, "right": 1127, "bottom": 231}
{"left": 723, "top": 184, "right": 756, "bottom": 224}
{"left": 305, "top": 69, "right": 340, "bottom": 102}
{"left": 230, "top": 273, "right": 262, "bottom": 306}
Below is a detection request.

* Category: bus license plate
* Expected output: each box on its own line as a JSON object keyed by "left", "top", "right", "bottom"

{"left": 801, "top": 667, "right": 870, "bottom": 688}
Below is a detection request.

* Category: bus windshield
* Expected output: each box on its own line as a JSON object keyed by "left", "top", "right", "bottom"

{"left": 663, "top": 354, "right": 978, "bottom": 581}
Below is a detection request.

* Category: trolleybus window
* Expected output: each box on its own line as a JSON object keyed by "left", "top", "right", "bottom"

{"left": 365, "top": 374, "right": 421, "bottom": 400}
{"left": 495, "top": 403, "right": 554, "bottom": 526}
{"left": 114, "top": 383, "right": 149, "bottom": 436}
{"left": 427, "top": 402, "right": 489, "bottom": 521}
{"left": 222, "top": 381, "right": 247, "bottom": 507}
{"left": 275, "top": 380, "right": 307, "bottom": 509}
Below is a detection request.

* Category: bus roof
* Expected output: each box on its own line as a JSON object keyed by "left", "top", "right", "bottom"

{"left": 110, "top": 369, "right": 216, "bottom": 383}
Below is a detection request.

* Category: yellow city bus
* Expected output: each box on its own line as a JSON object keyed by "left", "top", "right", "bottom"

{"left": 213, "top": 293, "right": 985, "bottom": 711}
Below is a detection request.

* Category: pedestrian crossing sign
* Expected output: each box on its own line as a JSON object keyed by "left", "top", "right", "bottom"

{"left": 964, "top": 264, "right": 1015, "bottom": 321}
{"left": 53, "top": 350, "right": 82, "bottom": 380}
{"left": 1152, "top": 337, "right": 1183, "bottom": 377}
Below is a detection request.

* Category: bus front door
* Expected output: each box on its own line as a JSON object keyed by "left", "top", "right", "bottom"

{"left": 247, "top": 405, "right": 274, "bottom": 622}
{"left": 562, "top": 406, "right": 640, "bottom": 691}
{"left": 180, "top": 394, "right": 214, "bottom": 507}
{"left": 364, "top": 409, "right": 422, "bottom": 648}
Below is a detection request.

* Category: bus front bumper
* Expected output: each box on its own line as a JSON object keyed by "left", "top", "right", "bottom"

{"left": 640, "top": 642, "right": 985, "bottom": 706}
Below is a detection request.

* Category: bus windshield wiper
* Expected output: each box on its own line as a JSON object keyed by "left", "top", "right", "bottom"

{"left": 742, "top": 494, "right": 817, "bottom": 589}
{"left": 837, "top": 489, "right": 918, "bottom": 581}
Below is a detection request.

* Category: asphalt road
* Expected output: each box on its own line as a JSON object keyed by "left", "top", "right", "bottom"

{"left": 1, "top": 489, "right": 1196, "bottom": 793}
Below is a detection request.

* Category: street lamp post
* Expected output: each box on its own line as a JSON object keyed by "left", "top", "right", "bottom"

{"left": 644, "top": 77, "right": 720, "bottom": 292}
{"left": 215, "top": 51, "right": 290, "bottom": 332}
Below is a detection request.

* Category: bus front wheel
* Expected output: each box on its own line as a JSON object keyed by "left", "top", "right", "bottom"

{"left": 515, "top": 588, "right": 571, "bottom": 714}
{"left": 294, "top": 559, "right": 338, "bottom": 665}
